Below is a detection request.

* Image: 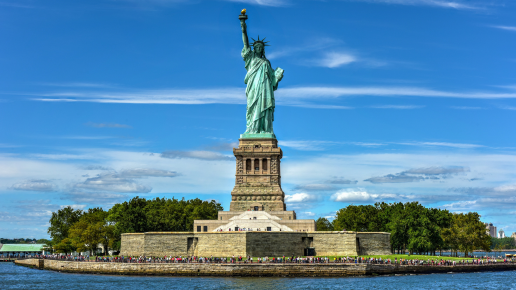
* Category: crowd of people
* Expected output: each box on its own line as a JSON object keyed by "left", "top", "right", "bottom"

{"left": 31, "top": 254, "right": 515, "bottom": 266}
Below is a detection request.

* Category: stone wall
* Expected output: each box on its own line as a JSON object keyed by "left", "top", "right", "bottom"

{"left": 143, "top": 233, "right": 193, "bottom": 257}
{"left": 121, "top": 233, "right": 145, "bottom": 256}
{"left": 311, "top": 232, "right": 357, "bottom": 256}
{"left": 121, "top": 231, "right": 391, "bottom": 257}
{"left": 246, "top": 232, "right": 306, "bottom": 256}
{"left": 357, "top": 233, "right": 392, "bottom": 255}
{"left": 15, "top": 259, "right": 516, "bottom": 277}
{"left": 196, "top": 233, "right": 247, "bottom": 256}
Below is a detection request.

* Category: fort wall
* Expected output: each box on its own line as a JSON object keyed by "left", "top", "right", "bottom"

{"left": 120, "top": 231, "right": 390, "bottom": 257}
{"left": 356, "top": 233, "right": 392, "bottom": 255}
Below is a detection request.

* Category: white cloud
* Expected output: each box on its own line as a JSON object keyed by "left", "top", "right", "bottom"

{"left": 278, "top": 86, "right": 516, "bottom": 100}
{"left": 29, "top": 85, "right": 516, "bottom": 108}
{"left": 491, "top": 26, "right": 516, "bottom": 32}
{"left": 285, "top": 193, "right": 318, "bottom": 203}
{"left": 40, "top": 82, "right": 115, "bottom": 88}
{"left": 223, "top": 0, "right": 287, "bottom": 7}
{"left": 494, "top": 184, "right": 516, "bottom": 192}
{"left": 349, "top": 0, "right": 479, "bottom": 10}
{"left": 442, "top": 200, "right": 478, "bottom": 210}
{"left": 331, "top": 189, "right": 379, "bottom": 202}
{"left": 161, "top": 150, "right": 234, "bottom": 161}
{"left": 304, "top": 211, "right": 316, "bottom": 216}
{"left": 60, "top": 204, "right": 87, "bottom": 210}
{"left": 280, "top": 139, "right": 483, "bottom": 151}
{"left": 279, "top": 140, "right": 333, "bottom": 151}
{"left": 267, "top": 38, "right": 342, "bottom": 60}
{"left": 119, "top": 168, "right": 178, "bottom": 178}
{"left": 450, "top": 106, "right": 483, "bottom": 110}
{"left": 365, "top": 166, "right": 469, "bottom": 184}
{"left": 87, "top": 122, "right": 131, "bottom": 128}
{"left": 62, "top": 191, "right": 127, "bottom": 204}
{"left": 293, "top": 184, "right": 338, "bottom": 191}
{"left": 11, "top": 180, "right": 58, "bottom": 192}
{"left": 314, "top": 52, "right": 357, "bottom": 68}
{"left": 74, "top": 173, "right": 152, "bottom": 193}
{"left": 397, "top": 141, "right": 484, "bottom": 149}
{"left": 371, "top": 105, "right": 425, "bottom": 109}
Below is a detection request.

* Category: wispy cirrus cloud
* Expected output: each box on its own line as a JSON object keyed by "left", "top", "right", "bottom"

{"left": 267, "top": 38, "right": 342, "bottom": 60}
{"left": 491, "top": 25, "right": 516, "bottom": 32}
{"left": 86, "top": 122, "right": 132, "bottom": 128}
{"left": 364, "top": 166, "right": 469, "bottom": 184}
{"left": 0, "top": 1, "right": 36, "bottom": 9}
{"left": 370, "top": 105, "right": 425, "bottom": 109}
{"left": 293, "top": 184, "right": 339, "bottom": 191}
{"left": 223, "top": 0, "right": 288, "bottom": 7}
{"left": 11, "top": 180, "right": 58, "bottom": 192}
{"left": 346, "top": 0, "right": 480, "bottom": 10}
{"left": 279, "top": 139, "right": 483, "bottom": 151}
{"left": 450, "top": 106, "right": 483, "bottom": 110}
{"left": 72, "top": 168, "right": 177, "bottom": 193}
{"left": 40, "top": 82, "right": 116, "bottom": 88}
{"left": 29, "top": 85, "right": 516, "bottom": 108}
{"left": 161, "top": 150, "right": 234, "bottom": 161}
{"left": 398, "top": 141, "right": 484, "bottom": 149}
{"left": 311, "top": 52, "right": 358, "bottom": 68}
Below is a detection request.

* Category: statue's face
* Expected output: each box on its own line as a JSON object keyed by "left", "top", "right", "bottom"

{"left": 254, "top": 44, "right": 264, "bottom": 56}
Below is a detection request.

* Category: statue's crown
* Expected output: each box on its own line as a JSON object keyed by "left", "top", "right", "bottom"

{"left": 251, "top": 35, "right": 270, "bottom": 47}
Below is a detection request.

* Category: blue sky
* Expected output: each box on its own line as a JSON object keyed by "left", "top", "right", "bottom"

{"left": 1, "top": 0, "right": 516, "bottom": 239}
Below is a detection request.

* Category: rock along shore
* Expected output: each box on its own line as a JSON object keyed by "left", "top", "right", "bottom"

{"left": 14, "top": 259, "right": 516, "bottom": 277}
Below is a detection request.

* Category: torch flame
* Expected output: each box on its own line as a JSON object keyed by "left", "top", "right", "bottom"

{"left": 241, "top": 9, "right": 246, "bottom": 14}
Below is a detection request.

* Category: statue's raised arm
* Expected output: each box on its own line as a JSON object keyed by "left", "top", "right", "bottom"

{"left": 238, "top": 9, "right": 283, "bottom": 139}
{"left": 239, "top": 9, "right": 250, "bottom": 49}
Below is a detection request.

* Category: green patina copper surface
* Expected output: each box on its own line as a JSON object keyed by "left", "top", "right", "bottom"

{"left": 239, "top": 11, "right": 283, "bottom": 139}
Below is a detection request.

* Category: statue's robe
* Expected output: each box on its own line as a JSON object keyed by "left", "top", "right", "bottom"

{"left": 242, "top": 46, "right": 282, "bottom": 134}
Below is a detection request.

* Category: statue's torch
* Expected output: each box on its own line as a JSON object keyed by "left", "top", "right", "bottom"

{"left": 239, "top": 9, "right": 248, "bottom": 22}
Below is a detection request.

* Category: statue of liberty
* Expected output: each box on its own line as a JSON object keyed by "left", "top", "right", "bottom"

{"left": 239, "top": 10, "right": 284, "bottom": 138}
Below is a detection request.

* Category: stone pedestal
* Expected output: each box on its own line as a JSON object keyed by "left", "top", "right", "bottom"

{"left": 230, "top": 138, "right": 286, "bottom": 211}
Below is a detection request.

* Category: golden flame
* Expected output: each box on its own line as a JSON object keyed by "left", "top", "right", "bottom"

{"left": 241, "top": 9, "right": 246, "bottom": 14}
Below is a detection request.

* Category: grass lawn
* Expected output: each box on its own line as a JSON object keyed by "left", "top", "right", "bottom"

{"left": 319, "top": 254, "right": 505, "bottom": 262}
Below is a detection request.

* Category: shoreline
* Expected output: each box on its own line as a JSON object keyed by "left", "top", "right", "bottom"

{"left": 14, "top": 259, "right": 516, "bottom": 277}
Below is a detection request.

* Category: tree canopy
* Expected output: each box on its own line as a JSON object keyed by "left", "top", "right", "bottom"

{"left": 47, "top": 196, "right": 223, "bottom": 253}
{"left": 47, "top": 206, "right": 83, "bottom": 244}
{"left": 315, "top": 217, "right": 333, "bottom": 231}
{"left": 332, "top": 202, "right": 490, "bottom": 256}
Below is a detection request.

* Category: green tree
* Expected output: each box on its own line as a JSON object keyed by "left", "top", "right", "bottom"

{"left": 106, "top": 196, "right": 223, "bottom": 250}
{"left": 333, "top": 205, "right": 378, "bottom": 232}
{"left": 491, "top": 237, "right": 516, "bottom": 250}
{"left": 315, "top": 217, "right": 333, "bottom": 231}
{"left": 47, "top": 206, "right": 83, "bottom": 244}
{"left": 442, "top": 212, "right": 491, "bottom": 257}
{"left": 68, "top": 208, "right": 115, "bottom": 254}
{"left": 53, "top": 238, "right": 76, "bottom": 254}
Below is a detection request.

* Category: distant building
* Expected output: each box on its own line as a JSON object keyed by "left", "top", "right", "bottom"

{"left": 499, "top": 229, "right": 506, "bottom": 238}
{"left": 511, "top": 232, "right": 516, "bottom": 242}
{"left": 485, "top": 223, "right": 497, "bottom": 238}
{"left": 0, "top": 244, "right": 47, "bottom": 257}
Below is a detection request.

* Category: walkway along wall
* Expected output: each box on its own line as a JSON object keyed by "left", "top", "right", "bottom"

{"left": 15, "top": 259, "right": 516, "bottom": 277}
{"left": 120, "top": 231, "right": 391, "bottom": 257}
